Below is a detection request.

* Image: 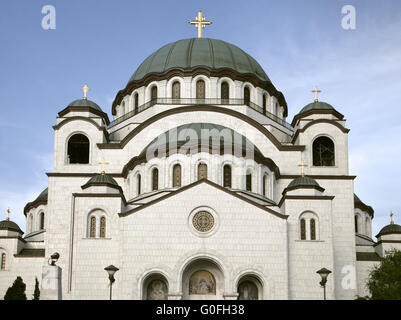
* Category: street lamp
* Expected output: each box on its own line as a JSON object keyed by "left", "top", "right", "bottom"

{"left": 104, "top": 265, "right": 119, "bottom": 300}
{"left": 316, "top": 267, "right": 331, "bottom": 300}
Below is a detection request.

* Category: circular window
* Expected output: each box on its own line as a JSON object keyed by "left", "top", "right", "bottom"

{"left": 192, "top": 211, "right": 214, "bottom": 232}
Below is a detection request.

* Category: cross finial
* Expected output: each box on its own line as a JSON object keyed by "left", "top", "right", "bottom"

{"left": 312, "top": 86, "right": 321, "bottom": 102}
{"left": 6, "top": 208, "right": 10, "bottom": 221}
{"left": 189, "top": 10, "right": 212, "bottom": 38}
{"left": 390, "top": 211, "right": 394, "bottom": 225}
{"left": 81, "top": 84, "right": 90, "bottom": 100}
{"left": 98, "top": 159, "right": 109, "bottom": 175}
{"left": 298, "top": 160, "right": 308, "bottom": 177}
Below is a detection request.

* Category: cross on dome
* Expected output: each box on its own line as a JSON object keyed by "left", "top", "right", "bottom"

{"left": 99, "top": 160, "right": 109, "bottom": 175}
{"left": 390, "top": 211, "right": 394, "bottom": 224}
{"left": 6, "top": 208, "right": 10, "bottom": 221}
{"left": 189, "top": 10, "right": 212, "bottom": 38}
{"left": 312, "top": 86, "right": 321, "bottom": 102}
{"left": 81, "top": 84, "right": 90, "bottom": 100}
{"left": 298, "top": 160, "right": 308, "bottom": 177}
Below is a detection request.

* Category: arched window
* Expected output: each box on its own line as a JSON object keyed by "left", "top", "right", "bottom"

{"left": 262, "top": 94, "right": 267, "bottom": 114}
{"left": 221, "top": 82, "right": 229, "bottom": 100}
{"left": 223, "top": 165, "right": 232, "bottom": 188}
{"left": 90, "top": 216, "right": 96, "bottom": 238}
{"left": 134, "top": 93, "right": 139, "bottom": 114}
{"left": 29, "top": 214, "right": 33, "bottom": 233}
{"left": 198, "top": 163, "right": 208, "bottom": 180}
{"left": 173, "top": 164, "right": 182, "bottom": 187}
{"left": 196, "top": 80, "right": 205, "bottom": 99}
{"left": 151, "top": 86, "right": 158, "bottom": 101}
{"left": 238, "top": 280, "right": 259, "bottom": 300}
{"left": 300, "top": 212, "right": 319, "bottom": 240}
{"left": 121, "top": 101, "right": 125, "bottom": 115}
{"left": 300, "top": 219, "right": 306, "bottom": 240}
{"left": 313, "top": 136, "right": 335, "bottom": 166}
{"left": 246, "top": 172, "right": 252, "bottom": 191}
{"left": 365, "top": 217, "right": 371, "bottom": 236}
{"left": 244, "top": 87, "right": 250, "bottom": 105}
{"left": 100, "top": 217, "right": 106, "bottom": 238}
{"left": 137, "top": 174, "right": 142, "bottom": 195}
{"left": 172, "top": 81, "right": 180, "bottom": 99}
{"left": 145, "top": 278, "right": 168, "bottom": 300}
{"left": 152, "top": 168, "right": 159, "bottom": 191}
{"left": 189, "top": 270, "right": 216, "bottom": 295}
{"left": 67, "top": 134, "right": 89, "bottom": 164}
{"left": 310, "top": 219, "right": 316, "bottom": 240}
{"left": 39, "top": 212, "right": 45, "bottom": 230}
{"left": 1, "top": 253, "right": 5, "bottom": 270}
{"left": 355, "top": 215, "right": 359, "bottom": 233}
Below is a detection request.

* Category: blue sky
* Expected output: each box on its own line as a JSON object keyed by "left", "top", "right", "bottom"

{"left": 0, "top": 0, "right": 400, "bottom": 237}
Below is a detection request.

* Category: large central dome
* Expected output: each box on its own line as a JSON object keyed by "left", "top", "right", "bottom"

{"left": 128, "top": 38, "right": 271, "bottom": 84}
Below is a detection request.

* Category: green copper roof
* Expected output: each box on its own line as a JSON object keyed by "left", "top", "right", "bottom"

{"left": 82, "top": 174, "right": 119, "bottom": 189}
{"left": 35, "top": 188, "right": 48, "bottom": 202}
{"left": 128, "top": 38, "right": 271, "bottom": 84}
{"left": 68, "top": 99, "right": 103, "bottom": 112}
{"left": 287, "top": 176, "right": 322, "bottom": 190}
{"left": 0, "top": 220, "right": 23, "bottom": 234}
{"left": 298, "top": 101, "right": 335, "bottom": 115}
{"left": 376, "top": 224, "right": 401, "bottom": 238}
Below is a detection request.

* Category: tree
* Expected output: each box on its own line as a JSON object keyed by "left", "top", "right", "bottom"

{"left": 4, "top": 276, "right": 27, "bottom": 300}
{"left": 366, "top": 249, "right": 401, "bottom": 300}
{"left": 33, "top": 277, "right": 40, "bottom": 300}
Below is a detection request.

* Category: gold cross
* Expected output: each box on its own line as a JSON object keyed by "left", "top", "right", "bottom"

{"left": 99, "top": 160, "right": 109, "bottom": 175}
{"left": 6, "top": 208, "right": 10, "bottom": 221}
{"left": 189, "top": 10, "right": 212, "bottom": 38}
{"left": 390, "top": 211, "right": 394, "bottom": 224}
{"left": 81, "top": 84, "right": 90, "bottom": 100}
{"left": 312, "top": 86, "right": 321, "bottom": 102}
{"left": 298, "top": 160, "right": 308, "bottom": 177}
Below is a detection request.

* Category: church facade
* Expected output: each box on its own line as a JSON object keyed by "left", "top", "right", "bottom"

{"left": 1, "top": 32, "right": 401, "bottom": 300}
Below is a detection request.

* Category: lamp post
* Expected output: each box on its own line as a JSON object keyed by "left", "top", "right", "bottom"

{"left": 104, "top": 265, "right": 119, "bottom": 300}
{"left": 316, "top": 267, "right": 331, "bottom": 300}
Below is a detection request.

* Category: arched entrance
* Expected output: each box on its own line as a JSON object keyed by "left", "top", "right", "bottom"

{"left": 181, "top": 258, "right": 224, "bottom": 300}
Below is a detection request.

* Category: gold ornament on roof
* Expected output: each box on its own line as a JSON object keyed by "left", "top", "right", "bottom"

{"left": 99, "top": 160, "right": 109, "bottom": 175}
{"left": 189, "top": 10, "right": 212, "bottom": 38}
{"left": 298, "top": 160, "right": 308, "bottom": 177}
{"left": 312, "top": 86, "right": 321, "bottom": 102}
{"left": 6, "top": 208, "right": 10, "bottom": 221}
{"left": 81, "top": 84, "right": 90, "bottom": 100}
{"left": 390, "top": 211, "right": 394, "bottom": 225}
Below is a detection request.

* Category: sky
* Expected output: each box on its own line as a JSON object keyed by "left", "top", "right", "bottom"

{"left": 0, "top": 0, "right": 400, "bottom": 237}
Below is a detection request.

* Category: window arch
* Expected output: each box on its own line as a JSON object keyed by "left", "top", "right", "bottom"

{"left": 143, "top": 275, "right": 169, "bottom": 300}
{"left": 355, "top": 215, "right": 360, "bottom": 234}
{"left": 246, "top": 171, "right": 252, "bottom": 191}
{"left": 237, "top": 275, "right": 262, "bottom": 300}
{"left": 223, "top": 165, "right": 232, "bottom": 188}
{"left": 1, "top": 253, "right": 5, "bottom": 270}
{"left": 39, "top": 212, "right": 45, "bottom": 230}
{"left": 299, "top": 212, "right": 319, "bottom": 240}
{"left": 88, "top": 211, "right": 107, "bottom": 238}
{"left": 67, "top": 134, "right": 89, "bottom": 164}
{"left": 29, "top": 214, "right": 33, "bottom": 233}
{"left": 196, "top": 79, "right": 205, "bottom": 99}
{"left": 173, "top": 164, "right": 182, "bottom": 187}
{"left": 121, "top": 101, "right": 125, "bottom": 115}
{"left": 152, "top": 168, "right": 159, "bottom": 191}
{"left": 310, "top": 219, "right": 316, "bottom": 240}
{"left": 89, "top": 216, "right": 96, "bottom": 238}
{"left": 172, "top": 81, "right": 181, "bottom": 99}
{"left": 151, "top": 86, "right": 158, "bottom": 101}
{"left": 137, "top": 174, "right": 142, "bottom": 195}
{"left": 300, "top": 219, "right": 306, "bottom": 240}
{"left": 244, "top": 87, "right": 250, "bottom": 105}
{"left": 313, "top": 136, "right": 335, "bottom": 166}
{"left": 365, "top": 217, "right": 371, "bottom": 236}
{"left": 134, "top": 93, "right": 139, "bottom": 114}
{"left": 221, "top": 82, "right": 229, "bottom": 100}
{"left": 100, "top": 216, "right": 106, "bottom": 238}
{"left": 262, "top": 174, "right": 271, "bottom": 198}
{"left": 262, "top": 94, "right": 267, "bottom": 114}
{"left": 198, "top": 163, "right": 208, "bottom": 180}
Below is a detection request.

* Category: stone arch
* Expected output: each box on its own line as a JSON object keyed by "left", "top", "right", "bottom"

{"left": 166, "top": 76, "right": 184, "bottom": 99}
{"left": 141, "top": 272, "right": 169, "bottom": 300}
{"left": 66, "top": 132, "right": 90, "bottom": 164}
{"left": 87, "top": 208, "right": 108, "bottom": 238}
{"left": 234, "top": 268, "right": 271, "bottom": 300}
{"left": 312, "top": 134, "right": 336, "bottom": 167}
{"left": 145, "top": 81, "right": 159, "bottom": 102}
{"left": 191, "top": 75, "right": 210, "bottom": 99}
{"left": 299, "top": 211, "right": 320, "bottom": 240}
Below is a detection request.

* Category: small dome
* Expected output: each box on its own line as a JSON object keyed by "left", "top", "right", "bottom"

{"left": 376, "top": 224, "right": 401, "bottom": 238}
{"left": 0, "top": 220, "right": 23, "bottom": 234}
{"left": 298, "top": 101, "right": 335, "bottom": 115}
{"left": 82, "top": 174, "right": 119, "bottom": 189}
{"left": 128, "top": 38, "right": 270, "bottom": 84}
{"left": 67, "top": 99, "right": 103, "bottom": 112}
{"left": 288, "top": 176, "right": 321, "bottom": 189}
{"left": 35, "top": 188, "right": 48, "bottom": 202}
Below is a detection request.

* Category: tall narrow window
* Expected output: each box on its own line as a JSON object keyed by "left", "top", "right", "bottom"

{"left": 262, "top": 94, "right": 267, "bottom": 114}
{"left": 262, "top": 175, "right": 267, "bottom": 197}
{"left": 67, "top": 134, "right": 90, "bottom": 164}
{"left": 300, "top": 219, "right": 306, "bottom": 240}
{"left": 313, "top": 137, "right": 335, "bottom": 166}
{"left": 244, "top": 87, "right": 250, "bottom": 105}
{"left": 223, "top": 165, "right": 232, "bottom": 188}
{"left": 134, "top": 93, "right": 139, "bottom": 113}
{"left": 246, "top": 172, "right": 252, "bottom": 191}
{"left": 137, "top": 174, "right": 142, "bottom": 195}
{"left": 1, "top": 253, "right": 5, "bottom": 270}
{"left": 310, "top": 219, "right": 316, "bottom": 240}
{"left": 151, "top": 86, "right": 158, "bottom": 101}
{"left": 196, "top": 80, "right": 205, "bottom": 99}
{"left": 40, "top": 212, "right": 45, "bottom": 230}
{"left": 355, "top": 216, "right": 359, "bottom": 233}
{"left": 173, "top": 164, "right": 182, "bottom": 187}
{"left": 90, "top": 216, "right": 96, "bottom": 238}
{"left": 29, "top": 214, "right": 33, "bottom": 233}
{"left": 100, "top": 217, "right": 106, "bottom": 238}
{"left": 121, "top": 101, "right": 125, "bottom": 115}
{"left": 172, "top": 81, "right": 180, "bottom": 99}
{"left": 152, "top": 168, "right": 159, "bottom": 191}
{"left": 221, "top": 82, "right": 229, "bottom": 100}
{"left": 198, "top": 163, "right": 208, "bottom": 180}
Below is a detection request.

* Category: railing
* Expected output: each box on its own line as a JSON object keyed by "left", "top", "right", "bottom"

{"left": 108, "top": 98, "right": 294, "bottom": 131}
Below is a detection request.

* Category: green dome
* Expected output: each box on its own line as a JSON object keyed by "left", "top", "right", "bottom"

{"left": 288, "top": 176, "right": 321, "bottom": 189}
{"left": 68, "top": 99, "right": 103, "bottom": 112}
{"left": 376, "top": 224, "right": 401, "bottom": 238}
{"left": 82, "top": 174, "right": 119, "bottom": 189}
{"left": 128, "top": 38, "right": 271, "bottom": 84}
{"left": 0, "top": 220, "right": 23, "bottom": 234}
{"left": 35, "top": 188, "right": 48, "bottom": 202}
{"left": 298, "top": 101, "right": 335, "bottom": 115}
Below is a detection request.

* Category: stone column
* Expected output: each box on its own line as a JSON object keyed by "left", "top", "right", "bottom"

{"left": 41, "top": 265, "right": 62, "bottom": 300}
